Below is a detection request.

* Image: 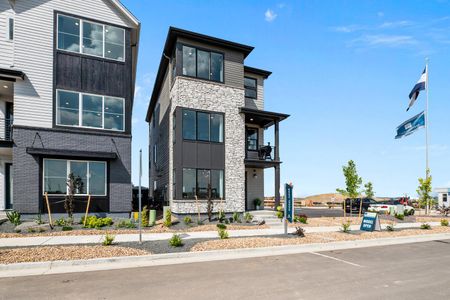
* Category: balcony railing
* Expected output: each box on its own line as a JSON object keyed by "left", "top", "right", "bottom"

{"left": 0, "top": 118, "right": 13, "bottom": 142}
{"left": 246, "top": 144, "right": 276, "bottom": 161}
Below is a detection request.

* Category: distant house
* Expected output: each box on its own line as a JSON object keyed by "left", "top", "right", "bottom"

{"left": 146, "top": 27, "right": 289, "bottom": 215}
{"left": 435, "top": 188, "right": 449, "bottom": 208}
{"left": 0, "top": 0, "right": 140, "bottom": 215}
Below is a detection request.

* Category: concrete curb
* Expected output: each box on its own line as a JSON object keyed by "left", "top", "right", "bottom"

{"left": 1, "top": 232, "right": 450, "bottom": 278}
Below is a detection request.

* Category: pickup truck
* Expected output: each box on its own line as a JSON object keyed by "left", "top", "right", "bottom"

{"left": 369, "top": 199, "right": 415, "bottom": 215}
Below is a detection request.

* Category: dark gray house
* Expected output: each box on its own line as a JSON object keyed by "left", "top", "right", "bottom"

{"left": 0, "top": 0, "right": 140, "bottom": 214}
{"left": 146, "top": 27, "right": 289, "bottom": 214}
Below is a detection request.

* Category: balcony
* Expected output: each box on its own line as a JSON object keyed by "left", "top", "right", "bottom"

{"left": 246, "top": 144, "right": 276, "bottom": 161}
{"left": 0, "top": 118, "right": 13, "bottom": 146}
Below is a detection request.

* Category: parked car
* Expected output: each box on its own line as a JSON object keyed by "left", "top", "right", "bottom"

{"left": 369, "top": 199, "right": 415, "bottom": 215}
{"left": 344, "top": 198, "right": 378, "bottom": 213}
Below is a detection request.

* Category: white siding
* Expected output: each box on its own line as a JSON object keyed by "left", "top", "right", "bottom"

{"left": 0, "top": 1, "right": 14, "bottom": 68}
{"left": 12, "top": 0, "right": 135, "bottom": 128}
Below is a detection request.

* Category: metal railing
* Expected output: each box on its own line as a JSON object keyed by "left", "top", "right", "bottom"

{"left": 0, "top": 118, "right": 13, "bottom": 141}
{"left": 246, "top": 144, "right": 276, "bottom": 161}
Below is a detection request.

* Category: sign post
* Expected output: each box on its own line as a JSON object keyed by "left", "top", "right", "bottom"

{"left": 284, "top": 183, "right": 294, "bottom": 234}
{"left": 360, "top": 212, "right": 381, "bottom": 232}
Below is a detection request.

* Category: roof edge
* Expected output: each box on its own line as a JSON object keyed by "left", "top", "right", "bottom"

{"left": 244, "top": 66, "right": 272, "bottom": 78}
{"left": 109, "top": 0, "right": 140, "bottom": 26}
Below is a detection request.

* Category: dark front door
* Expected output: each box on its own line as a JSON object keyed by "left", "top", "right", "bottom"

{"left": 5, "top": 163, "right": 12, "bottom": 209}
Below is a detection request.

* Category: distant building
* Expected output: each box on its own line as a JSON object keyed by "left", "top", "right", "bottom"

{"left": 435, "top": 188, "right": 449, "bottom": 208}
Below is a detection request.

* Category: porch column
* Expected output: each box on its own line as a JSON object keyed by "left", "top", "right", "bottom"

{"left": 274, "top": 119, "right": 280, "bottom": 208}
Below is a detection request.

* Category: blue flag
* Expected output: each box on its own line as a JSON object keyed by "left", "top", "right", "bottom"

{"left": 395, "top": 111, "right": 425, "bottom": 139}
{"left": 407, "top": 67, "right": 427, "bottom": 111}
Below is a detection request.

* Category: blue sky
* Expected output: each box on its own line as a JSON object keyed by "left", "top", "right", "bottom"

{"left": 124, "top": 0, "right": 450, "bottom": 198}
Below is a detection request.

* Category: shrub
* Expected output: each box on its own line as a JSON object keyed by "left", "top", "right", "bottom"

{"left": 54, "top": 217, "right": 66, "bottom": 227}
{"left": 420, "top": 223, "right": 431, "bottom": 230}
{"left": 232, "top": 212, "right": 241, "bottom": 223}
{"left": 183, "top": 216, "right": 192, "bottom": 225}
{"left": 276, "top": 206, "right": 284, "bottom": 219}
{"left": 341, "top": 221, "right": 351, "bottom": 233}
{"left": 102, "top": 233, "right": 115, "bottom": 246}
{"left": 35, "top": 214, "right": 44, "bottom": 225}
{"left": 217, "top": 210, "right": 226, "bottom": 223}
{"left": 253, "top": 198, "right": 262, "bottom": 207}
{"left": 244, "top": 212, "right": 254, "bottom": 223}
{"left": 217, "top": 223, "right": 229, "bottom": 239}
{"left": 62, "top": 226, "right": 73, "bottom": 231}
{"left": 83, "top": 216, "right": 113, "bottom": 229}
{"left": 395, "top": 214, "right": 404, "bottom": 221}
{"left": 386, "top": 223, "right": 395, "bottom": 231}
{"left": 163, "top": 209, "right": 172, "bottom": 227}
{"left": 27, "top": 227, "right": 36, "bottom": 233}
{"left": 169, "top": 234, "right": 183, "bottom": 247}
{"left": 6, "top": 210, "right": 21, "bottom": 226}
{"left": 116, "top": 219, "right": 136, "bottom": 229}
{"left": 293, "top": 226, "right": 305, "bottom": 237}
{"left": 298, "top": 214, "right": 308, "bottom": 224}
{"left": 441, "top": 219, "right": 449, "bottom": 227}
{"left": 141, "top": 206, "right": 149, "bottom": 227}
{"left": 197, "top": 220, "right": 204, "bottom": 226}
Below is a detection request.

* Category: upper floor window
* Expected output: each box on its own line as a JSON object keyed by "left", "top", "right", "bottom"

{"left": 182, "top": 45, "right": 224, "bottom": 82}
{"left": 57, "top": 14, "right": 125, "bottom": 62}
{"left": 182, "top": 109, "right": 223, "bottom": 142}
{"left": 244, "top": 77, "right": 257, "bottom": 99}
{"left": 7, "top": 18, "right": 14, "bottom": 41}
{"left": 57, "top": 89, "right": 125, "bottom": 131}
{"left": 246, "top": 127, "right": 258, "bottom": 150}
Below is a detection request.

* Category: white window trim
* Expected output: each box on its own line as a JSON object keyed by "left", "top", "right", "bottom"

{"left": 56, "top": 13, "right": 126, "bottom": 62}
{"left": 56, "top": 89, "right": 125, "bottom": 132}
{"left": 43, "top": 158, "right": 107, "bottom": 196}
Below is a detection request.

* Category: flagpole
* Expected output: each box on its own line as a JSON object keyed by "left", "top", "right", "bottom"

{"left": 425, "top": 57, "right": 429, "bottom": 214}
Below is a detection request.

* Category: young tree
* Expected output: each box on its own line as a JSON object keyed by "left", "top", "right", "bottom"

{"left": 65, "top": 173, "right": 83, "bottom": 220}
{"left": 359, "top": 181, "right": 375, "bottom": 218}
{"left": 417, "top": 169, "right": 432, "bottom": 215}
{"left": 336, "top": 160, "right": 362, "bottom": 218}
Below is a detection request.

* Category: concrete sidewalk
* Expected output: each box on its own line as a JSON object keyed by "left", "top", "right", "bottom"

{"left": 0, "top": 222, "right": 441, "bottom": 248}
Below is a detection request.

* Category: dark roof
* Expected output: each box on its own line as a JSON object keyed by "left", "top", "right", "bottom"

{"left": 239, "top": 107, "right": 290, "bottom": 129}
{"left": 26, "top": 148, "right": 117, "bottom": 159}
{"left": 244, "top": 66, "right": 272, "bottom": 78}
{"left": 146, "top": 27, "right": 255, "bottom": 122}
{"left": 0, "top": 67, "right": 25, "bottom": 80}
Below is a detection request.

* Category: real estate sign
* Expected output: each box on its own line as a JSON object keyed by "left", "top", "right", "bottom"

{"left": 285, "top": 183, "right": 294, "bottom": 223}
{"left": 360, "top": 212, "right": 381, "bottom": 232}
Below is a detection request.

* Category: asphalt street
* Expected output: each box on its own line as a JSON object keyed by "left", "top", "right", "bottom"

{"left": 1, "top": 239, "right": 450, "bottom": 299}
{"left": 296, "top": 207, "right": 345, "bottom": 218}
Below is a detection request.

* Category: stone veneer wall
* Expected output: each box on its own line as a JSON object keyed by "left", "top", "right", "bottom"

{"left": 169, "top": 77, "right": 246, "bottom": 214}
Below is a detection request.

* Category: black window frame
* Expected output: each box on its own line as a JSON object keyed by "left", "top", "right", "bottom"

{"left": 182, "top": 108, "right": 224, "bottom": 144}
{"left": 244, "top": 77, "right": 257, "bottom": 99}
{"left": 182, "top": 167, "right": 224, "bottom": 200}
{"left": 180, "top": 44, "right": 224, "bottom": 83}
{"left": 246, "top": 127, "right": 259, "bottom": 151}
{"left": 8, "top": 18, "right": 14, "bottom": 41}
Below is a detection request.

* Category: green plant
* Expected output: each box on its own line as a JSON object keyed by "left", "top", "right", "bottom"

{"left": 83, "top": 216, "right": 113, "bottom": 229}
{"left": 62, "top": 226, "right": 73, "bottom": 231}
{"left": 102, "top": 233, "right": 115, "bottom": 246}
{"left": 217, "top": 210, "right": 226, "bottom": 223}
{"left": 341, "top": 221, "right": 351, "bottom": 233}
{"left": 141, "top": 206, "right": 149, "bottom": 227}
{"left": 197, "top": 220, "right": 204, "bottom": 225}
{"left": 404, "top": 209, "right": 413, "bottom": 216}
{"left": 217, "top": 223, "right": 229, "bottom": 239}
{"left": 293, "top": 226, "right": 305, "bottom": 237}
{"left": 27, "top": 227, "right": 36, "bottom": 233}
{"left": 297, "top": 214, "right": 308, "bottom": 224}
{"left": 253, "top": 198, "right": 262, "bottom": 207}
{"left": 232, "top": 212, "right": 241, "bottom": 223}
{"left": 163, "top": 209, "right": 172, "bottom": 227}
{"left": 441, "top": 219, "right": 449, "bottom": 227}
{"left": 276, "top": 206, "right": 284, "bottom": 219}
{"left": 183, "top": 216, "right": 192, "bottom": 225}
{"left": 169, "top": 234, "right": 183, "bottom": 247}
{"left": 6, "top": 210, "right": 21, "bottom": 226}
{"left": 116, "top": 219, "right": 136, "bottom": 229}
{"left": 417, "top": 169, "right": 433, "bottom": 212}
{"left": 54, "top": 217, "right": 66, "bottom": 226}
{"left": 336, "top": 160, "right": 363, "bottom": 201}
{"left": 395, "top": 214, "right": 404, "bottom": 221}
{"left": 420, "top": 223, "right": 431, "bottom": 230}
{"left": 244, "top": 212, "right": 254, "bottom": 223}
{"left": 35, "top": 213, "right": 44, "bottom": 225}
{"left": 386, "top": 222, "right": 395, "bottom": 231}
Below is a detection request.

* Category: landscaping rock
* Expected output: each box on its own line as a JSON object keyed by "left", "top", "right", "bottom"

{"left": 253, "top": 218, "right": 265, "bottom": 226}
{"left": 0, "top": 218, "right": 7, "bottom": 225}
{"left": 14, "top": 222, "right": 51, "bottom": 233}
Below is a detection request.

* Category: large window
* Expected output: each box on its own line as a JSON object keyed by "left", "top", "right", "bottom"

{"left": 246, "top": 127, "right": 258, "bottom": 150}
{"left": 182, "top": 109, "right": 223, "bottom": 142}
{"left": 57, "top": 90, "right": 125, "bottom": 131}
{"left": 181, "top": 45, "right": 224, "bottom": 82}
{"left": 244, "top": 77, "right": 257, "bottom": 99}
{"left": 182, "top": 168, "right": 224, "bottom": 199}
{"left": 43, "top": 159, "right": 106, "bottom": 196}
{"left": 57, "top": 14, "right": 125, "bottom": 61}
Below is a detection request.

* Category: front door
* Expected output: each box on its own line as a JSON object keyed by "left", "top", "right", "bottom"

{"left": 5, "top": 163, "right": 12, "bottom": 209}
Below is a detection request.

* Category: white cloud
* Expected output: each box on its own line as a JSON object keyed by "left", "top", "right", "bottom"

{"left": 331, "top": 25, "right": 365, "bottom": 33}
{"left": 350, "top": 34, "right": 418, "bottom": 48}
{"left": 379, "top": 20, "right": 413, "bottom": 29}
{"left": 265, "top": 9, "right": 277, "bottom": 22}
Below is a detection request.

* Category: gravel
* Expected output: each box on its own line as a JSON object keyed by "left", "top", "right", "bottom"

{"left": 290, "top": 216, "right": 450, "bottom": 227}
{"left": 0, "top": 245, "right": 149, "bottom": 264}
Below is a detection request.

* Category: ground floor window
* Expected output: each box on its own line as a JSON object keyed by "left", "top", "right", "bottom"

{"left": 43, "top": 159, "right": 107, "bottom": 196}
{"left": 182, "top": 168, "right": 223, "bottom": 199}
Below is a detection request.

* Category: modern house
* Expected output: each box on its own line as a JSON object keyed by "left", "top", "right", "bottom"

{"left": 435, "top": 187, "right": 449, "bottom": 208}
{"left": 146, "top": 27, "right": 289, "bottom": 215}
{"left": 0, "top": 0, "right": 140, "bottom": 215}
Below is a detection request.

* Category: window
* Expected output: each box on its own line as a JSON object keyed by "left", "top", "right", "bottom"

{"left": 153, "top": 144, "right": 157, "bottom": 164}
{"left": 172, "top": 112, "right": 176, "bottom": 144}
{"left": 57, "top": 14, "right": 125, "bottom": 61}
{"left": 7, "top": 18, "right": 14, "bottom": 41}
{"left": 246, "top": 128, "right": 258, "bottom": 150}
{"left": 182, "top": 168, "right": 196, "bottom": 199}
{"left": 181, "top": 45, "right": 224, "bottom": 82}
{"left": 43, "top": 159, "right": 106, "bottom": 196}
{"left": 56, "top": 90, "right": 124, "bottom": 131}
{"left": 182, "top": 109, "right": 223, "bottom": 142}
{"left": 182, "top": 168, "right": 224, "bottom": 199}
{"left": 444, "top": 194, "right": 448, "bottom": 203}
{"left": 244, "top": 77, "right": 257, "bottom": 99}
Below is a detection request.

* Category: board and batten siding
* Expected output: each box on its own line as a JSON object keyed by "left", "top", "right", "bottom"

{"left": 244, "top": 72, "right": 265, "bottom": 110}
{"left": 0, "top": 2, "right": 14, "bottom": 68}
{"left": 176, "top": 37, "right": 245, "bottom": 90}
{"left": 12, "top": 0, "right": 135, "bottom": 129}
